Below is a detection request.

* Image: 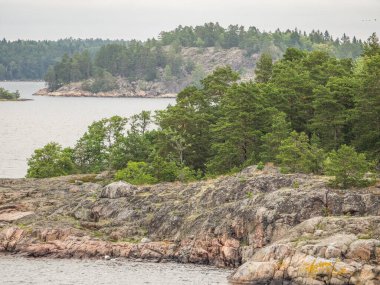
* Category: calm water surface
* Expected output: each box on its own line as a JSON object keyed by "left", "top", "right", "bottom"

{"left": 0, "top": 82, "right": 175, "bottom": 178}
{"left": 0, "top": 256, "right": 233, "bottom": 284}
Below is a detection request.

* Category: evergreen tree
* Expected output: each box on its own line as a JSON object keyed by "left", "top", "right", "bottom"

{"left": 276, "top": 131, "right": 324, "bottom": 174}
{"left": 207, "top": 83, "right": 275, "bottom": 174}
{"left": 255, "top": 53, "right": 273, "bottom": 83}
{"left": 363, "top": 33, "right": 380, "bottom": 57}
{"left": 324, "top": 145, "right": 373, "bottom": 188}
{"left": 260, "top": 112, "right": 291, "bottom": 162}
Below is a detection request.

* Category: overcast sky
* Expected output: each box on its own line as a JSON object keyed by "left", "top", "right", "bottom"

{"left": 0, "top": 0, "right": 379, "bottom": 41}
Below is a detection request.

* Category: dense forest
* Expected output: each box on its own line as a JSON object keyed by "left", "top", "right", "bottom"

{"left": 27, "top": 33, "right": 380, "bottom": 188}
{"left": 1, "top": 23, "right": 363, "bottom": 84}
{"left": 0, "top": 38, "right": 122, "bottom": 80}
{"left": 43, "top": 24, "right": 364, "bottom": 92}
{"left": 158, "top": 23, "right": 363, "bottom": 58}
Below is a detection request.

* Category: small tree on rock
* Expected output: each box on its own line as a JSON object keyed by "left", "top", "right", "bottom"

{"left": 276, "top": 131, "right": 324, "bottom": 174}
{"left": 323, "top": 145, "right": 373, "bottom": 188}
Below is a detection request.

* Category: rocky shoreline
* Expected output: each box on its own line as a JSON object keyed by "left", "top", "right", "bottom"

{"left": 34, "top": 86, "right": 177, "bottom": 99}
{"left": 1, "top": 166, "right": 379, "bottom": 284}
{"left": 33, "top": 77, "right": 179, "bottom": 98}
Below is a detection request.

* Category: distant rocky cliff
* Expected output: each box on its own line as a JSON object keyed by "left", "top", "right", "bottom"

{"left": 1, "top": 166, "right": 379, "bottom": 284}
{"left": 34, "top": 47, "right": 257, "bottom": 98}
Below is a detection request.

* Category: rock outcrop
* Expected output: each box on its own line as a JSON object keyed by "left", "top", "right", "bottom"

{"left": 0, "top": 167, "right": 379, "bottom": 284}
{"left": 34, "top": 47, "right": 257, "bottom": 98}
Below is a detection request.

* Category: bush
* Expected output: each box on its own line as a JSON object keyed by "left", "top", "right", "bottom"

{"left": 176, "top": 166, "right": 199, "bottom": 182}
{"left": 115, "top": 161, "right": 157, "bottom": 185}
{"left": 150, "top": 155, "right": 179, "bottom": 182}
{"left": 257, "top": 161, "right": 265, "bottom": 170}
{"left": 0, "top": 87, "right": 20, "bottom": 100}
{"left": 323, "top": 145, "right": 374, "bottom": 188}
{"left": 27, "top": 142, "right": 75, "bottom": 178}
{"left": 82, "top": 71, "right": 118, "bottom": 93}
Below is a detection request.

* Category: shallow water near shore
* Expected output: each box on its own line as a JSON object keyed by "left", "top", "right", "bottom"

{"left": 0, "top": 256, "right": 233, "bottom": 285}
{"left": 0, "top": 81, "right": 175, "bottom": 178}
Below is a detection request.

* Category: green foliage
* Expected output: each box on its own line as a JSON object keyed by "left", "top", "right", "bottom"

{"left": 256, "top": 161, "right": 265, "bottom": 170}
{"left": 351, "top": 37, "right": 380, "bottom": 163}
{"left": 27, "top": 33, "right": 380, "bottom": 184}
{"left": 363, "top": 33, "right": 380, "bottom": 57}
{"left": 255, "top": 53, "right": 273, "bottom": 83}
{"left": 115, "top": 159, "right": 197, "bottom": 185}
{"left": 276, "top": 131, "right": 324, "bottom": 174}
{"left": 73, "top": 116, "right": 128, "bottom": 173}
{"left": 27, "top": 142, "right": 75, "bottom": 178}
{"left": 309, "top": 77, "right": 357, "bottom": 151}
{"left": 150, "top": 155, "right": 179, "bottom": 182}
{"left": 82, "top": 70, "right": 118, "bottom": 93}
{"left": 0, "top": 87, "right": 20, "bottom": 100}
{"left": 29, "top": 23, "right": 366, "bottom": 92}
{"left": 176, "top": 166, "right": 199, "bottom": 183}
{"left": 108, "top": 133, "right": 152, "bottom": 170}
{"left": 115, "top": 162, "right": 157, "bottom": 185}
{"left": 45, "top": 51, "right": 94, "bottom": 91}
{"left": 260, "top": 112, "right": 291, "bottom": 162}
{"left": 207, "top": 82, "right": 274, "bottom": 174}
{"left": 159, "top": 23, "right": 363, "bottom": 59}
{"left": 324, "top": 145, "right": 373, "bottom": 188}
{"left": 0, "top": 38, "right": 113, "bottom": 81}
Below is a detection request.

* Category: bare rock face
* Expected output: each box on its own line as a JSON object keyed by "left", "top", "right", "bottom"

{"left": 100, "top": 181, "right": 136, "bottom": 199}
{"left": 0, "top": 211, "right": 35, "bottom": 222}
{"left": 0, "top": 169, "right": 379, "bottom": 285}
{"left": 229, "top": 218, "right": 380, "bottom": 284}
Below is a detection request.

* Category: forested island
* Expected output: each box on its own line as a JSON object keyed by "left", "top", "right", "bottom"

{"left": 1, "top": 23, "right": 365, "bottom": 97}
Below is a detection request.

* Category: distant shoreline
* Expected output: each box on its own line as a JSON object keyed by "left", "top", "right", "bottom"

{"left": 34, "top": 86, "right": 177, "bottom": 99}
{"left": 0, "top": 80, "right": 44, "bottom": 82}
{"left": 0, "top": 98, "right": 33, "bottom": 102}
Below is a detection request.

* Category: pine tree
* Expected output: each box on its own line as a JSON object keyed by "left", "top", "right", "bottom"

{"left": 255, "top": 53, "right": 273, "bottom": 83}
{"left": 324, "top": 145, "right": 372, "bottom": 188}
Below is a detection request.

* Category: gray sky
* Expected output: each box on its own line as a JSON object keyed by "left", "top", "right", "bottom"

{"left": 0, "top": 0, "right": 379, "bottom": 41}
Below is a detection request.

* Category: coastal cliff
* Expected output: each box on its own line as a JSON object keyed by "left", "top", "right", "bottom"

{"left": 1, "top": 166, "right": 379, "bottom": 284}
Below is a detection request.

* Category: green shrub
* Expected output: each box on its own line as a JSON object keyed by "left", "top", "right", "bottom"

{"left": 82, "top": 71, "right": 118, "bottom": 93}
{"left": 323, "top": 145, "right": 373, "bottom": 188}
{"left": 27, "top": 142, "right": 75, "bottom": 178}
{"left": 150, "top": 155, "right": 179, "bottom": 182}
{"left": 0, "top": 87, "right": 20, "bottom": 100}
{"left": 115, "top": 161, "right": 157, "bottom": 185}
{"left": 176, "top": 166, "right": 199, "bottom": 182}
{"left": 257, "top": 161, "right": 265, "bottom": 170}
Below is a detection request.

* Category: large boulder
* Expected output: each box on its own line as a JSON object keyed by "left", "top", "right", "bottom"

{"left": 100, "top": 181, "right": 136, "bottom": 199}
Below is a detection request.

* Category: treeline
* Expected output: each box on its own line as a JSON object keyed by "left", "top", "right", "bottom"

{"left": 0, "top": 38, "right": 122, "bottom": 80}
{"left": 45, "top": 23, "right": 364, "bottom": 92}
{"left": 44, "top": 40, "right": 180, "bottom": 91}
{"left": 27, "top": 34, "right": 380, "bottom": 188}
{"left": 159, "top": 23, "right": 363, "bottom": 58}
